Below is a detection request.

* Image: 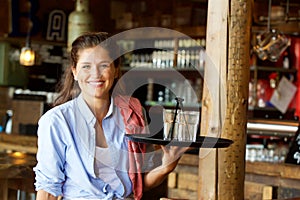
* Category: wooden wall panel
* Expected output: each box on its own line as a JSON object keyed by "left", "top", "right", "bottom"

{"left": 0, "top": 0, "right": 10, "bottom": 36}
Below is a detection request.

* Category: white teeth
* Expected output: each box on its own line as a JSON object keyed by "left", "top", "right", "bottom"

{"left": 89, "top": 81, "right": 104, "bottom": 86}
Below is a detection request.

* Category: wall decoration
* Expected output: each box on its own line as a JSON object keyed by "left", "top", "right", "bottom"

{"left": 46, "top": 10, "right": 66, "bottom": 42}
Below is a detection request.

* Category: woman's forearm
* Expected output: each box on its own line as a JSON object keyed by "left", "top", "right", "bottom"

{"left": 143, "top": 145, "right": 189, "bottom": 191}
{"left": 143, "top": 159, "right": 179, "bottom": 191}
{"left": 36, "top": 190, "right": 58, "bottom": 200}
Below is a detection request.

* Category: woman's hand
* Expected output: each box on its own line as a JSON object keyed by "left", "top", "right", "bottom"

{"left": 36, "top": 190, "right": 59, "bottom": 200}
{"left": 160, "top": 145, "right": 190, "bottom": 172}
{"left": 143, "top": 145, "right": 191, "bottom": 191}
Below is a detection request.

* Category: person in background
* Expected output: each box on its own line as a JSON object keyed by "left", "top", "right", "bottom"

{"left": 34, "top": 32, "right": 186, "bottom": 200}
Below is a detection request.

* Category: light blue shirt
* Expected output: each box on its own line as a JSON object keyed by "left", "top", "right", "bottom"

{"left": 33, "top": 94, "right": 133, "bottom": 199}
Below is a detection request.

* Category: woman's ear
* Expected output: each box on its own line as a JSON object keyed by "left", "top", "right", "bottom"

{"left": 71, "top": 67, "right": 78, "bottom": 81}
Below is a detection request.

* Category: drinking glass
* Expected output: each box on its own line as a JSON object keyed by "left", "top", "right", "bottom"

{"left": 163, "top": 109, "right": 179, "bottom": 140}
{"left": 163, "top": 109, "right": 200, "bottom": 142}
{"left": 178, "top": 111, "right": 200, "bottom": 141}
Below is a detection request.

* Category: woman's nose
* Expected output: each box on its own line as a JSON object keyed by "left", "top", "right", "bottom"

{"left": 91, "top": 65, "right": 102, "bottom": 77}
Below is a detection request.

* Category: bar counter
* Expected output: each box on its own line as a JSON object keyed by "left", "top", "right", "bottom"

{"left": 0, "top": 151, "right": 36, "bottom": 200}
{"left": 0, "top": 134, "right": 37, "bottom": 154}
{"left": 0, "top": 134, "right": 37, "bottom": 200}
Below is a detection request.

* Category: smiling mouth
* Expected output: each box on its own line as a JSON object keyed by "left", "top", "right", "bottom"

{"left": 88, "top": 81, "right": 104, "bottom": 87}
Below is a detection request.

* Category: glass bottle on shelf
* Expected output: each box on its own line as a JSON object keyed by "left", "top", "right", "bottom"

{"left": 67, "top": 0, "right": 94, "bottom": 52}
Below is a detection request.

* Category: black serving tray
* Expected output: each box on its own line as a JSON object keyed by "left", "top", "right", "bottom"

{"left": 125, "top": 134, "right": 233, "bottom": 148}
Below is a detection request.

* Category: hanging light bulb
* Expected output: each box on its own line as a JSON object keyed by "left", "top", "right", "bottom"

{"left": 19, "top": 1, "right": 35, "bottom": 66}
{"left": 20, "top": 46, "right": 35, "bottom": 66}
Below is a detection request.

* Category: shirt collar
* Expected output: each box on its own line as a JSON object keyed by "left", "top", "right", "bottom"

{"left": 76, "top": 94, "right": 114, "bottom": 124}
{"left": 105, "top": 97, "right": 114, "bottom": 119}
{"left": 76, "top": 94, "right": 95, "bottom": 125}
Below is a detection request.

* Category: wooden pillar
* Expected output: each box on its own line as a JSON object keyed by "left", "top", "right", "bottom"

{"left": 198, "top": 0, "right": 252, "bottom": 199}
{"left": 198, "top": 0, "right": 228, "bottom": 199}
{"left": 218, "top": 0, "right": 252, "bottom": 199}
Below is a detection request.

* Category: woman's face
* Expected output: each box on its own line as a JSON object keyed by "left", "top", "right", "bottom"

{"left": 72, "top": 46, "right": 118, "bottom": 102}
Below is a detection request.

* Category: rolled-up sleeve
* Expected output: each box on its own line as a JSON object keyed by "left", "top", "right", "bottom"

{"left": 33, "top": 111, "right": 67, "bottom": 196}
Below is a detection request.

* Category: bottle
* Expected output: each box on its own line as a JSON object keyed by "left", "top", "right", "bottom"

{"left": 146, "top": 78, "right": 153, "bottom": 102}
{"left": 4, "top": 110, "right": 13, "bottom": 134}
{"left": 67, "top": 0, "right": 94, "bottom": 52}
{"left": 158, "top": 91, "right": 164, "bottom": 103}
{"left": 283, "top": 51, "right": 290, "bottom": 69}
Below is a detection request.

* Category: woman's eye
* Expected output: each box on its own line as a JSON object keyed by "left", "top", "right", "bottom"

{"left": 82, "top": 65, "right": 91, "bottom": 69}
{"left": 100, "top": 64, "right": 110, "bottom": 68}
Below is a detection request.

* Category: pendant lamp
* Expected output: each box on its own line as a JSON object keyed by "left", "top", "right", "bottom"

{"left": 20, "top": 2, "right": 35, "bottom": 66}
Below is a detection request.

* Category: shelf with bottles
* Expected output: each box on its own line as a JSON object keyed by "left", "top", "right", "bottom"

{"left": 116, "top": 29, "right": 206, "bottom": 119}
{"left": 248, "top": 78, "right": 297, "bottom": 115}
{"left": 246, "top": 118, "right": 299, "bottom": 163}
{"left": 121, "top": 66, "right": 203, "bottom": 80}
{"left": 248, "top": 47, "right": 298, "bottom": 120}
{"left": 250, "top": 45, "right": 297, "bottom": 77}
{"left": 245, "top": 139, "right": 290, "bottom": 163}
{"left": 121, "top": 70, "right": 203, "bottom": 109}
{"left": 250, "top": 65, "right": 297, "bottom": 74}
{"left": 119, "top": 36, "right": 206, "bottom": 72}
{"left": 118, "top": 35, "right": 205, "bottom": 106}
{"left": 249, "top": 65, "right": 297, "bottom": 84}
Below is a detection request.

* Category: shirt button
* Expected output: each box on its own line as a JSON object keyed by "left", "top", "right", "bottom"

{"left": 102, "top": 185, "right": 107, "bottom": 192}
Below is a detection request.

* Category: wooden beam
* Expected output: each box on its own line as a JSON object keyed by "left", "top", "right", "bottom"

{"left": 199, "top": 0, "right": 252, "bottom": 199}
{"left": 198, "top": 0, "right": 228, "bottom": 199}
{"left": 218, "top": 0, "right": 251, "bottom": 199}
{"left": 246, "top": 161, "right": 300, "bottom": 183}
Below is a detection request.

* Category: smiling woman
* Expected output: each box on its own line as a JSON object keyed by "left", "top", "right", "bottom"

{"left": 33, "top": 32, "right": 188, "bottom": 200}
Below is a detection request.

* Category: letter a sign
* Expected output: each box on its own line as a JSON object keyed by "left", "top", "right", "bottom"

{"left": 46, "top": 10, "right": 66, "bottom": 42}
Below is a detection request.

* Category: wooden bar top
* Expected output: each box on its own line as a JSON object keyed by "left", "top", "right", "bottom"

{"left": 0, "top": 133, "right": 37, "bottom": 154}
{"left": 0, "top": 152, "right": 36, "bottom": 179}
{"left": 0, "top": 151, "right": 37, "bottom": 199}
